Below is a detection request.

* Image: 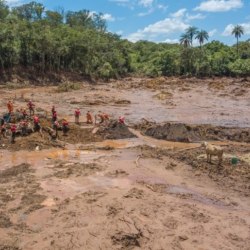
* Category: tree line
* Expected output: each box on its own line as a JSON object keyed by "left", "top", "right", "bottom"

{"left": 0, "top": 0, "right": 249, "bottom": 80}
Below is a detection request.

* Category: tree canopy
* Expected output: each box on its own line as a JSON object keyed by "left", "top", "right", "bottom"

{"left": 0, "top": 1, "right": 249, "bottom": 80}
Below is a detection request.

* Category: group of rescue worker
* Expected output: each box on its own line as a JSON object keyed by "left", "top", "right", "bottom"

{"left": 2, "top": 100, "right": 40, "bottom": 143}
{"left": 1, "top": 99, "right": 125, "bottom": 144}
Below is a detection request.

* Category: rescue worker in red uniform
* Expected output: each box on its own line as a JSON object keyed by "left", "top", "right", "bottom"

{"left": 20, "top": 120, "right": 28, "bottom": 136}
{"left": 10, "top": 124, "right": 17, "bottom": 143}
{"left": 27, "top": 100, "right": 35, "bottom": 116}
{"left": 118, "top": 116, "right": 125, "bottom": 125}
{"left": 52, "top": 111, "right": 57, "bottom": 123}
{"left": 62, "top": 118, "right": 69, "bottom": 136}
{"left": 74, "top": 108, "right": 81, "bottom": 124}
{"left": 33, "top": 115, "right": 40, "bottom": 132}
{"left": 51, "top": 106, "right": 56, "bottom": 115}
{"left": 22, "top": 109, "right": 28, "bottom": 119}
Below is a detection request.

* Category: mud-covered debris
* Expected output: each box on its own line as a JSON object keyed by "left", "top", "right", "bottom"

{"left": 136, "top": 121, "right": 250, "bottom": 143}
{"left": 97, "top": 120, "right": 137, "bottom": 140}
{"left": 111, "top": 232, "right": 141, "bottom": 249}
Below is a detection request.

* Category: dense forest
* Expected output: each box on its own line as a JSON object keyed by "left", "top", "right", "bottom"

{"left": 0, "top": 0, "right": 250, "bottom": 81}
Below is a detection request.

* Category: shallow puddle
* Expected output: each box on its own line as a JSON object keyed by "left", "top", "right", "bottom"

{"left": 0, "top": 149, "right": 105, "bottom": 170}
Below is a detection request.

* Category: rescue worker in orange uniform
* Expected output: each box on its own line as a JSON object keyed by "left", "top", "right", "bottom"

{"left": 7, "top": 101, "right": 14, "bottom": 114}
{"left": 86, "top": 111, "right": 93, "bottom": 124}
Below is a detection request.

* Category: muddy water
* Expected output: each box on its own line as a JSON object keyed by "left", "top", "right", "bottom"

{"left": 0, "top": 148, "right": 104, "bottom": 170}
{"left": 2, "top": 80, "right": 249, "bottom": 127}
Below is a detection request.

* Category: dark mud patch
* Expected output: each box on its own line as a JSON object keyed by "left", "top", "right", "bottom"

{"left": 97, "top": 121, "right": 136, "bottom": 140}
{"left": 124, "top": 188, "right": 144, "bottom": 199}
{"left": 105, "top": 170, "right": 129, "bottom": 178}
{"left": 70, "top": 97, "right": 131, "bottom": 106}
{"left": 53, "top": 162, "right": 106, "bottom": 178}
{"left": 21, "top": 193, "right": 47, "bottom": 207}
{"left": 0, "top": 163, "right": 32, "bottom": 183}
{"left": 111, "top": 232, "right": 141, "bottom": 249}
{"left": 136, "top": 121, "right": 250, "bottom": 143}
{"left": 0, "top": 245, "right": 20, "bottom": 250}
{"left": 0, "top": 213, "right": 12, "bottom": 228}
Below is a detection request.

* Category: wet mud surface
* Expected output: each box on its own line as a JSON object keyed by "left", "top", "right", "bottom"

{"left": 136, "top": 121, "right": 250, "bottom": 143}
{"left": 0, "top": 77, "right": 250, "bottom": 250}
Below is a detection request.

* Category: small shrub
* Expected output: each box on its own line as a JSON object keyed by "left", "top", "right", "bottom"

{"left": 57, "top": 82, "right": 82, "bottom": 92}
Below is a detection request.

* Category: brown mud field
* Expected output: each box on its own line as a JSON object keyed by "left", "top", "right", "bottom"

{"left": 0, "top": 77, "right": 250, "bottom": 250}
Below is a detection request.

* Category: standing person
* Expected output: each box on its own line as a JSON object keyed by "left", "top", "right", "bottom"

{"left": 27, "top": 100, "right": 35, "bottom": 116}
{"left": 97, "top": 111, "right": 110, "bottom": 125}
{"left": 86, "top": 111, "right": 93, "bottom": 124}
{"left": 7, "top": 100, "right": 14, "bottom": 114}
{"left": 51, "top": 105, "right": 56, "bottom": 115}
{"left": 20, "top": 120, "right": 28, "bottom": 136}
{"left": 22, "top": 109, "right": 28, "bottom": 119}
{"left": 10, "top": 123, "right": 17, "bottom": 143}
{"left": 62, "top": 118, "right": 69, "bottom": 136}
{"left": 3, "top": 113, "right": 11, "bottom": 123}
{"left": 52, "top": 110, "right": 57, "bottom": 123}
{"left": 74, "top": 108, "right": 81, "bottom": 124}
{"left": 33, "top": 115, "right": 40, "bottom": 132}
{"left": 53, "top": 120, "right": 60, "bottom": 139}
{"left": 118, "top": 116, "right": 125, "bottom": 125}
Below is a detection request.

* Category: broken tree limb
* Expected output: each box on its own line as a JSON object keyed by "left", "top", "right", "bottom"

{"left": 135, "top": 155, "right": 142, "bottom": 167}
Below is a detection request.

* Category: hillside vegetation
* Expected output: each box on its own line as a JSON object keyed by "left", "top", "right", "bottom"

{"left": 0, "top": 0, "right": 250, "bottom": 82}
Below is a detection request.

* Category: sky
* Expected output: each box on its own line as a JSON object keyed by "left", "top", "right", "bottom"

{"left": 5, "top": 0, "right": 250, "bottom": 45}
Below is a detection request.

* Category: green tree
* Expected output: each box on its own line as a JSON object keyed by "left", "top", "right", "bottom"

{"left": 195, "top": 30, "right": 209, "bottom": 48}
{"left": 229, "top": 58, "right": 250, "bottom": 76}
{"left": 232, "top": 25, "right": 244, "bottom": 56}
{"left": 186, "top": 26, "right": 198, "bottom": 47}
{"left": 12, "top": 1, "right": 45, "bottom": 21}
{"left": 0, "top": 0, "right": 9, "bottom": 20}
{"left": 179, "top": 33, "right": 191, "bottom": 48}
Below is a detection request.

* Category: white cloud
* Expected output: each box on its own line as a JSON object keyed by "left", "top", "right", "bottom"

{"left": 171, "top": 8, "right": 187, "bottom": 18}
{"left": 157, "top": 4, "right": 168, "bottom": 12}
{"left": 208, "top": 29, "right": 217, "bottom": 37}
{"left": 127, "top": 9, "right": 189, "bottom": 42}
{"left": 138, "top": 0, "right": 154, "bottom": 7}
{"left": 102, "top": 13, "right": 115, "bottom": 22}
{"left": 186, "top": 13, "right": 206, "bottom": 21}
{"left": 223, "top": 23, "right": 250, "bottom": 36}
{"left": 194, "top": 0, "right": 243, "bottom": 12}
{"left": 164, "top": 38, "right": 179, "bottom": 44}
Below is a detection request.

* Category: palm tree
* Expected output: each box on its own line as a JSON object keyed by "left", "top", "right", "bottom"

{"left": 195, "top": 30, "right": 209, "bottom": 48}
{"left": 232, "top": 25, "right": 244, "bottom": 56}
{"left": 186, "top": 26, "right": 198, "bottom": 46}
{"left": 179, "top": 33, "right": 191, "bottom": 48}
